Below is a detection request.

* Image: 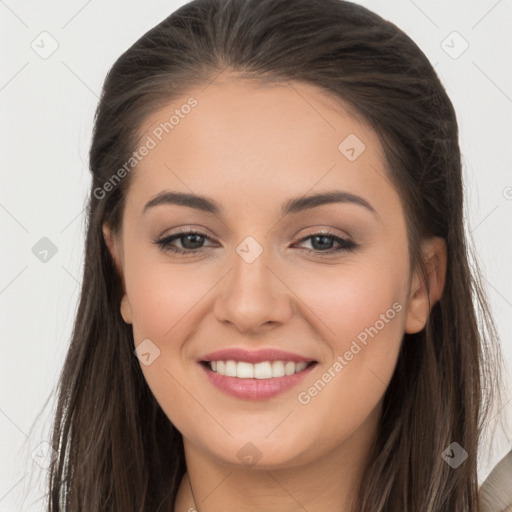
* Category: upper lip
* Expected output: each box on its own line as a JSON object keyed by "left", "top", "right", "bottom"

{"left": 199, "top": 348, "right": 317, "bottom": 364}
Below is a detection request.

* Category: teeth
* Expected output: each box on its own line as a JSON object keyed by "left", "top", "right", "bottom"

{"left": 272, "top": 361, "right": 285, "bottom": 378}
{"left": 237, "top": 361, "right": 254, "bottom": 378}
{"left": 285, "top": 361, "right": 296, "bottom": 375}
{"left": 207, "top": 360, "right": 311, "bottom": 379}
{"left": 225, "top": 360, "right": 237, "bottom": 377}
{"left": 254, "top": 361, "right": 272, "bottom": 379}
{"left": 295, "top": 362, "right": 307, "bottom": 373}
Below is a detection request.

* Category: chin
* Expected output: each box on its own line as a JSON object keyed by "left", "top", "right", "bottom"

{"left": 194, "top": 431, "right": 317, "bottom": 471}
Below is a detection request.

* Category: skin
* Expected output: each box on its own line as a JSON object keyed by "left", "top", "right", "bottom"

{"left": 103, "top": 73, "right": 446, "bottom": 512}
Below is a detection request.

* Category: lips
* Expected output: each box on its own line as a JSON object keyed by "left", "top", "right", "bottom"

{"left": 198, "top": 347, "right": 318, "bottom": 400}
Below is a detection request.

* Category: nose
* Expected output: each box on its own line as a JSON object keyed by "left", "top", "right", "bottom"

{"left": 213, "top": 242, "right": 295, "bottom": 334}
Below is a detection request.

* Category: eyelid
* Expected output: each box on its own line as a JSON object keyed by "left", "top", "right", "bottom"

{"left": 294, "top": 225, "right": 353, "bottom": 241}
{"left": 154, "top": 226, "right": 358, "bottom": 257}
{"left": 158, "top": 224, "right": 216, "bottom": 239}
{"left": 156, "top": 226, "right": 351, "bottom": 245}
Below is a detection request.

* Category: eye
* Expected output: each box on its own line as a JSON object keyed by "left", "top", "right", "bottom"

{"left": 153, "top": 229, "right": 358, "bottom": 256}
{"left": 153, "top": 229, "right": 216, "bottom": 255}
{"left": 294, "top": 232, "right": 357, "bottom": 256}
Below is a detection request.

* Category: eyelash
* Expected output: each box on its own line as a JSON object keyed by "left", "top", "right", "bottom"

{"left": 153, "top": 229, "right": 358, "bottom": 257}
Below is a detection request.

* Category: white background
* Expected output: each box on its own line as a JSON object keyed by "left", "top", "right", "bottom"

{"left": 1, "top": 0, "right": 511, "bottom": 509}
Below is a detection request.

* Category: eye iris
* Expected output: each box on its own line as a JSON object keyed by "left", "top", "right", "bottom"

{"left": 181, "top": 233, "right": 204, "bottom": 249}
{"left": 311, "top": 235, "right": 335, "bottom": 250}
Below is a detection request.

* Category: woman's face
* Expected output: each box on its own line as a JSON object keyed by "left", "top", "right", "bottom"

{"left": 104, "top": 76, "right": 438, "bottom": 470}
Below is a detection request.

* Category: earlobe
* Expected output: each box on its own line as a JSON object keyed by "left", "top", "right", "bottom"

{"left": 102, "top": 223, "right": 132, "bottom": 324}
{"left": 120, "top": 294, "right": 133, "bottom": 324}
{"left": 404, "top": 237, "right": 447, "bottom": 334}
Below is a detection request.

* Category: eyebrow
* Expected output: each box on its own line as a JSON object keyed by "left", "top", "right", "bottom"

{"left": 143, "top": 190, "right": 378, "bottom": 218}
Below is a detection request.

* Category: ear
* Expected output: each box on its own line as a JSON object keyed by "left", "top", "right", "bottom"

{"left": 102, "top": 223, "right": 133, "bottom": 324}
{"left": 404, "top": 236, "right": 447, "bottom": 334}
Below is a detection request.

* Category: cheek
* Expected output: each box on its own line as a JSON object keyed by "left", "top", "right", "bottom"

{"left": 287, "top": 258, "right": 407, "bottom": 440}
{"left": 290, "top": 256, "right": 406, "bottom": 352}
{"left": 294, "top": 311, "right": 403, "bottom": 458}
{"left": 123, "top": 252, "right": 219, "bottom": 425}
{"left": 124, "top": 258, "right": 213, "bottom": 434}
{"left": 125, "top": 249, "right": 214, "bottom": 343}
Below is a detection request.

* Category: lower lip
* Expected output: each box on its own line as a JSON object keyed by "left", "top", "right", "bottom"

{"left": 200, "top": 362, "right": 317, "bottom": 400}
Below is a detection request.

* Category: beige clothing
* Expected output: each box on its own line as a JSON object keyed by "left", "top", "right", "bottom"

{"left": 479, "top": 449, "right": 512, "bottom": 512}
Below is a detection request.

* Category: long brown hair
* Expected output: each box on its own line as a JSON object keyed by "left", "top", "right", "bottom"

{"left": 44, "top": 0, "right": 505, "bottom": 510}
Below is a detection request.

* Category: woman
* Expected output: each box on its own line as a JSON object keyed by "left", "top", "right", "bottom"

{"left": 46, "top": 0, "right": 509, "bottom": 510}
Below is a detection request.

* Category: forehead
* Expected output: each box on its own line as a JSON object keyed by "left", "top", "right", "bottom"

{"left": 126, "top": 77, "right": 401, "bottom": 223}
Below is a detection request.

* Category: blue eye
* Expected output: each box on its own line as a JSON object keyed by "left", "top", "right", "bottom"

{"left": 154, "top": 230, "right": 358, "bottom": 256}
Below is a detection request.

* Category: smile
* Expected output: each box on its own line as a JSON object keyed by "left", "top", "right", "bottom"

{"left": 198, "top": 348, "right": 318, "bottom": 400}
{"left": 205, "top": 360, "right": 313, "bottom": 379}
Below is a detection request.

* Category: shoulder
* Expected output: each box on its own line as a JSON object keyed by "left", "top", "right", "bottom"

{"left": 479, "top": 449, "right": 512, "bottom": 512}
